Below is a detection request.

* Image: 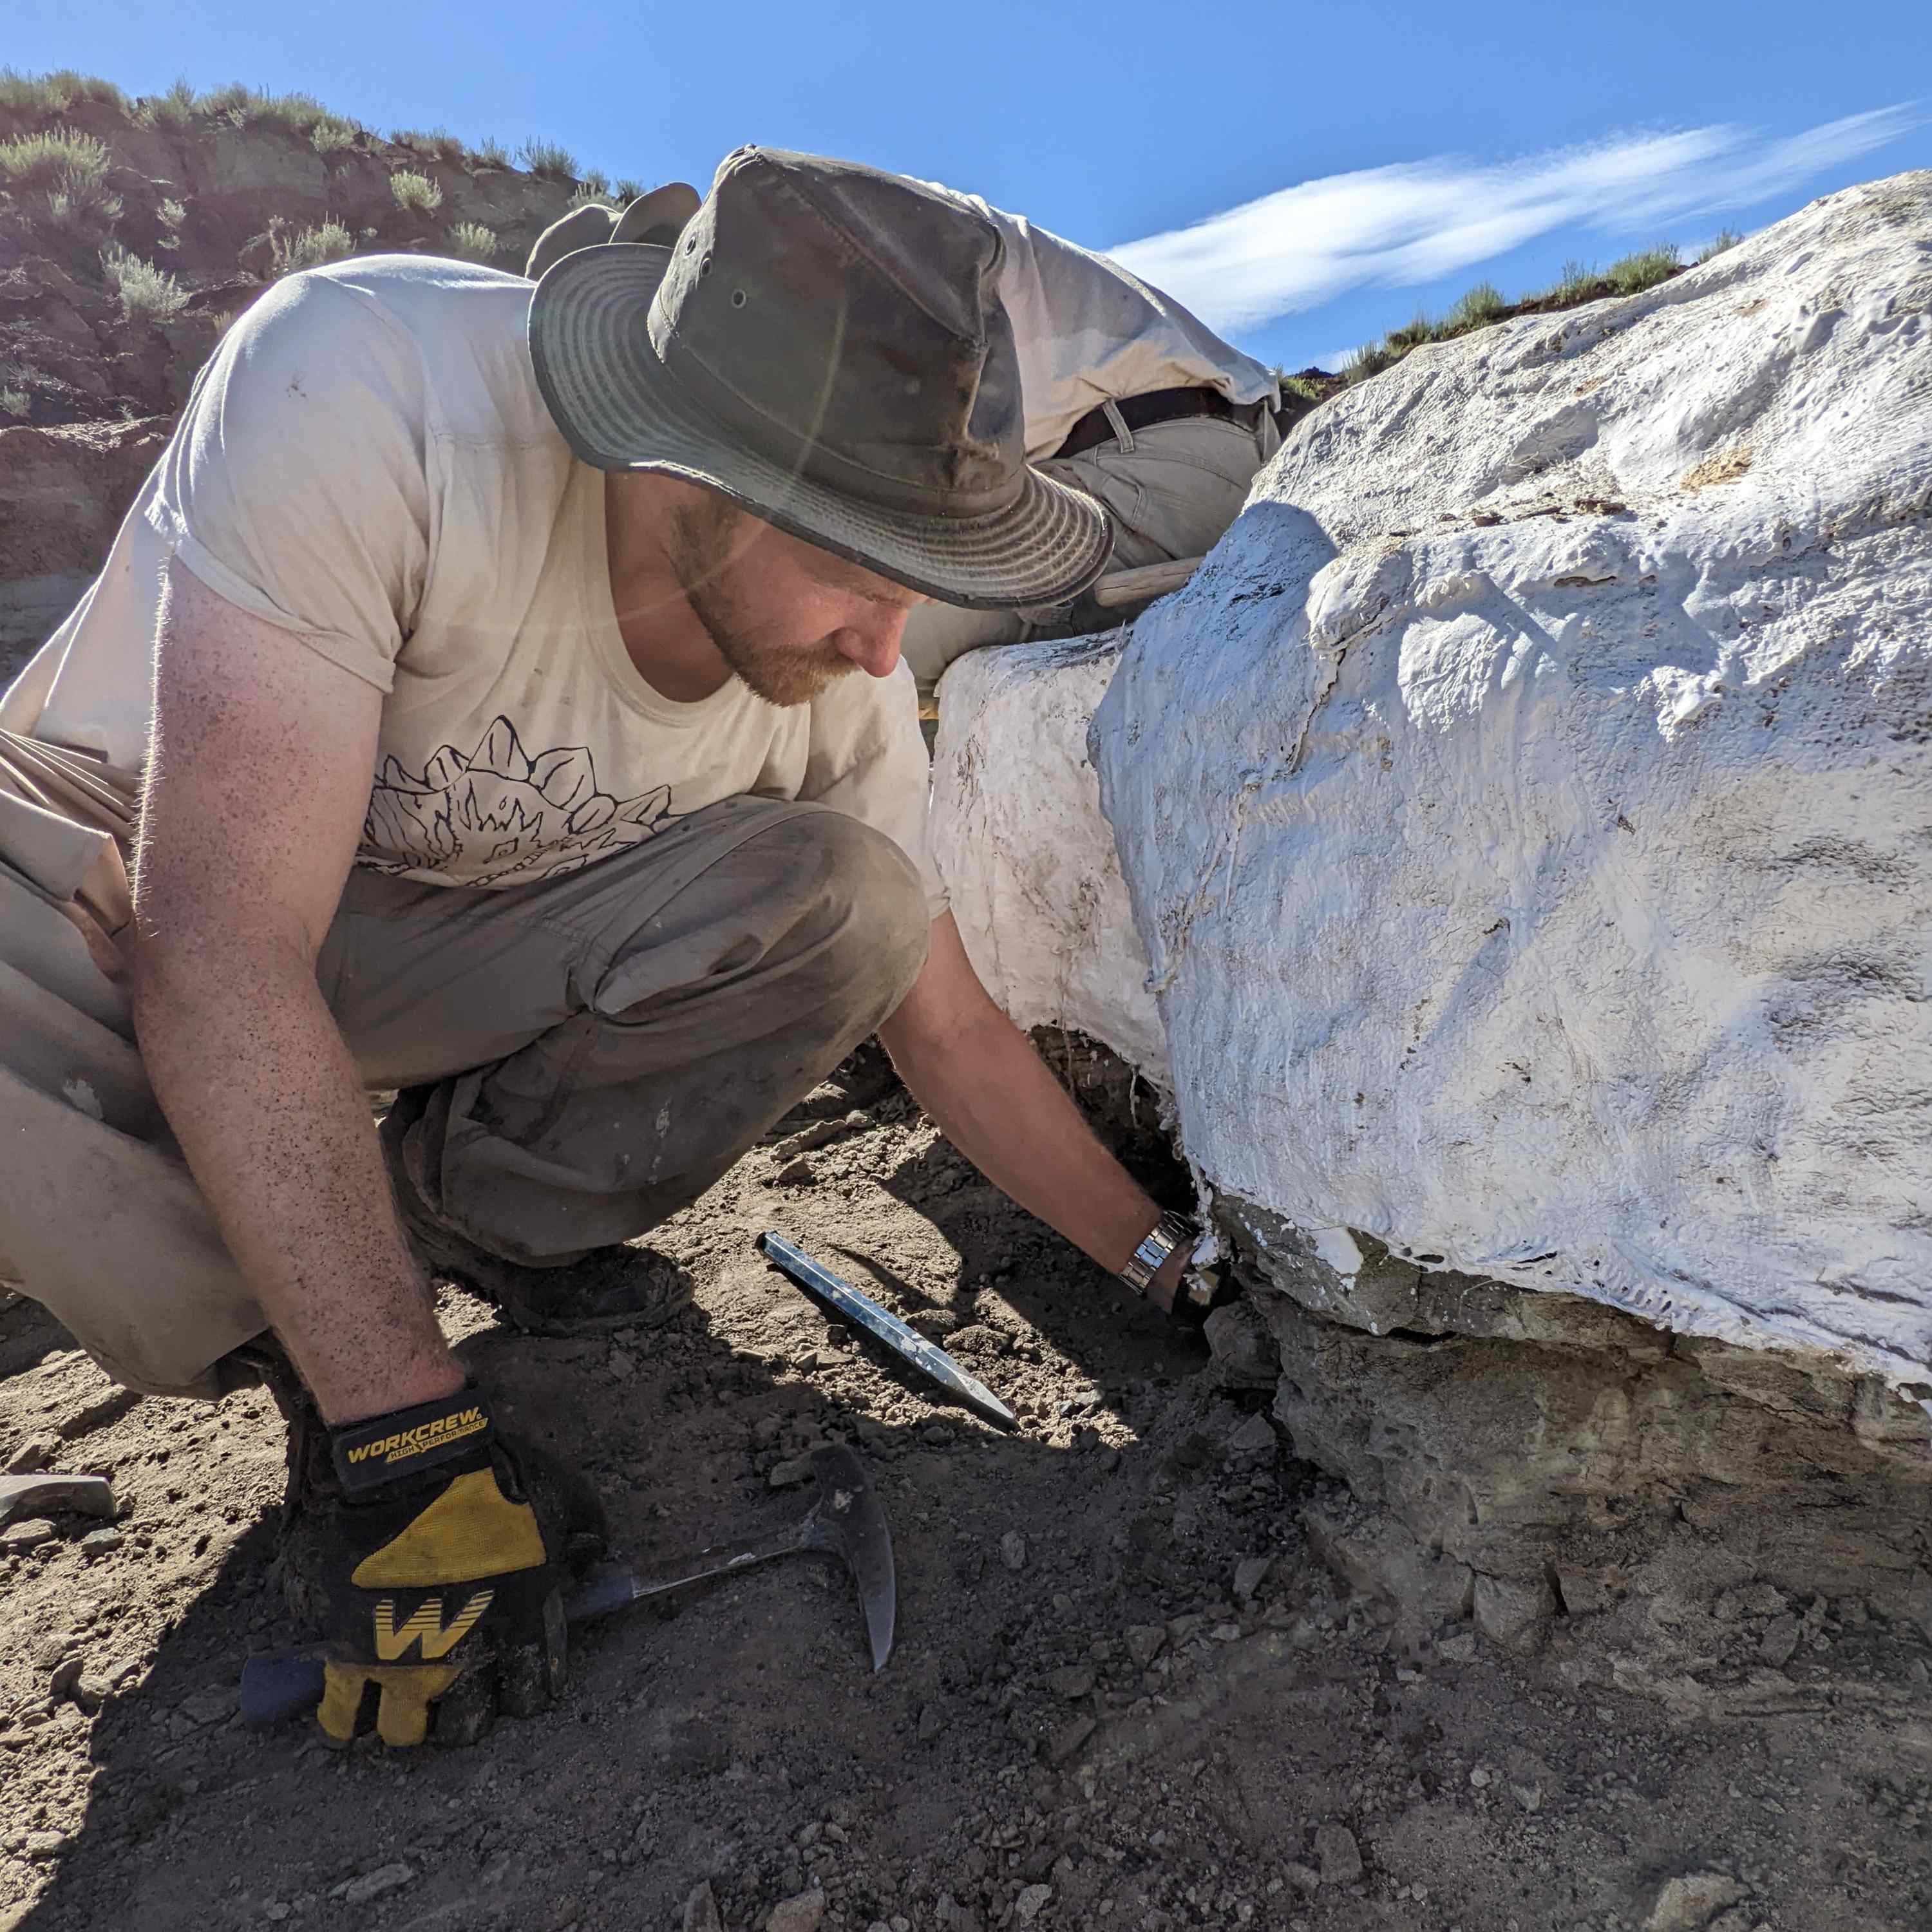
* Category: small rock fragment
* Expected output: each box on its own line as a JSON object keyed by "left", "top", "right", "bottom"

{"left": 768, "top": 1455, "right": 816, "bottom": 1490}
{"left": 4, "top": 1437, "right": 55, "bottom": 1475}
{"left": 1014, "top": 1882, "right": 1053, "bottom": 1924}
{"left": 178, "top": 1683, "right": 234, "bottom": 1727}
{"left": 1314, "top": 1823, "right": 1362, "bottom": 1886}
{"left": 1124, "top": 1624, "right": 1166, "bottom": 1667}
{"left": 767, "top": 1889, "right": 826, "bottom": 1932}
{"left": 1435, "top": 1631, "right": 1477, "bottom": 1663}
{"left": 1555, "top": 1566, "right": 1612, "bottom": 1616}
{"left": 2, "top": 1518, "right": 55, "bottom": 1551}
{"left": 773, "top": 1157, "right": 819, "bottom": 1188}
{"left": 682, "top": 1881, "right": 724, "bottom": 1932}
{"left": 78, "top": 1527, "right": 123, "bottom": 1558}
{"left": 1166, "top": 1613, "right": 1208, "bottom": 1644}
{"left": 338, "top": 1864, "right": 414, "bottom": 1908}
{"left": 1473, "top": 1574, "right": 1554, "bottom": 1651}
{"left": 1233, "top": 1555, "right": 1273, "bottom": 1604}
{"left": 1225, "top": 1412, "right": 1278, "bottom": 1456}
{"left": 48, "top": 1656, "right": 86, "bottom": 1701}
{"left": 999, "top": 1531, "right": 1027, "bottom": 1571}
{"left": 917, "top": 1703, "right": 946, "bottom": 1741}
{"left": 23, "top": 1832, "right": 71, "bottom": 1861}
{"left": 920, "top": 1421, "right": 956, "bottom": 1447}
{"left": 1046, "top": 1666, "right": 1094, "bottom": 1700}
{"left": 1758, "top": 1614, "right": 1801, "bottom": 1669}
{"left": 1644, "top": 1873, "right": 1747, "bottom": 1932}
{"left": 1046, "top": 1714, "right": 1096, "bottom": 1764}
{"left": 1282, "top": 1862, "right": 1321, "bottom": 1895}
{"left": 1510, "top": 1781, "right": 1542, "bottom": 1814}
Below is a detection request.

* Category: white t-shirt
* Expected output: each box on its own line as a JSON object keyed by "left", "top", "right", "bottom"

{"left": 925, "top": 184, "right": 1281, "bottom": 459}
{"left": 0, "top": 255, "right": 943, "bottom": 907}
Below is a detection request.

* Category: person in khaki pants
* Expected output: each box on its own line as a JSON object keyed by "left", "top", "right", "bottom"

{"left": 0, "top": 149, "right": 1226, "bottom": 1753}
{"left": 527, "top": 178, "right": 1283, "bottom": 703}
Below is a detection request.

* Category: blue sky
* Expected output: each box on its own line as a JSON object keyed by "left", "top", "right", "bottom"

{"left": 12, "top": 0, "right": 1929, "bottom": 370}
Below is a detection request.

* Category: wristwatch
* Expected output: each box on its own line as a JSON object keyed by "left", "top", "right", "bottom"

{"left": 1119, "top": 1211, "right": 1199, "bottom": 1298}
{"left": 1120, "top": 1211, "right": 1237, "bottom": 1326}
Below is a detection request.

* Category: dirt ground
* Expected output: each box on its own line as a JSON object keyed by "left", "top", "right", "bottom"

{"left": 3, "top": 1055, "right": 1929, "bottom": 1932}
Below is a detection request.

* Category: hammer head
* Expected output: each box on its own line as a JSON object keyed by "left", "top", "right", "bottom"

{"left": 799, "top": 1445, "right": 896, "bottom": 1672}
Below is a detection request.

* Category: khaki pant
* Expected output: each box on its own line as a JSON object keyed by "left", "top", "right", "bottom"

{"left": 900, "top": 410, "right": 1282, "bottom": 700}
{"left": 0, "top": 796, "right": 931, "bottom": 1398}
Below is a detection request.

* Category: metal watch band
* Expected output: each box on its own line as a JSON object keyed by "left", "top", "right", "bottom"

{"left": 1119, "top": 1210, "right": 1198, "bottom": 1297}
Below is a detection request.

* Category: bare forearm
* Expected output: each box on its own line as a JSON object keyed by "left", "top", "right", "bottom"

{"left": 886, "top": 1007, "right": 1159, "bottom": 1276}
{"left": 131, "top": 937, "right": 460, "bottom": 1423}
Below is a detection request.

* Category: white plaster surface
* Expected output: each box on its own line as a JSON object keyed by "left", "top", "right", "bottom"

{"left": 940, "top": 173, "right": 1932, "bottom": 1382}
{"left": 931, "top": 635, "right": 1168, "bottom": 1079}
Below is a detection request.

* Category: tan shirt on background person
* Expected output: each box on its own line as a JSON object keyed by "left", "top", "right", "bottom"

{"left": 922, "top": 182, "right": 1278, "bottom": 457}
{"left": 902, "top": 184, "right": 1280, "bottom": 698}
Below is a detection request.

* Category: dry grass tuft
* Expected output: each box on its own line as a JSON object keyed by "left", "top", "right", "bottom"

{"left": 1606, "top": 245, "right": 1681, "bottom": 296}
{"left": 0, "top": 69, "right": 128, "bottom": 117}
{"left": 518, "top": 137, "right": 578, "bottom": 178}
{"left": 449, "top": 220, "right": 498, "bottom": 263}
{"left": 271, "top": 217, "right": 355, "bottom": 278}
{"left": 134, "top": 78, "right": 198, "bottom": 131}
{"left": 310, "top": 115, "right": 361, "bottom": 155}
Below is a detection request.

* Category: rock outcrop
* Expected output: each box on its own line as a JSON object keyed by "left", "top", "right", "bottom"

{"left": 933, "top": 172, "right": 1932, "bottom": 1654}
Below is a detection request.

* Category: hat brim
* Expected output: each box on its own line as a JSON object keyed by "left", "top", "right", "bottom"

{"left": 527, "top": 243, "right": 1113, "bottom": 611}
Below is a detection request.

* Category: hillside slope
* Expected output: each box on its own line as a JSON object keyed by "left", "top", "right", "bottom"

{"left": 0, "top": 75, "right": 607, "bottom": 668}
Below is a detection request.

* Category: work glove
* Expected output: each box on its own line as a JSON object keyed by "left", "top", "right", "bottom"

{"left": 292, "top": 1387, "right": 581, "bottom": 1748}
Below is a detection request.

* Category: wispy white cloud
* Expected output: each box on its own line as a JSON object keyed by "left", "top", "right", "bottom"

{"left": 1111, "top": 106, "right": 1922, "bottom": 335}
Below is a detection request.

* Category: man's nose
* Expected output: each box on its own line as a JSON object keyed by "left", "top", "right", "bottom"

{"left": 829, "top": 609, "right": 909, "bottom": 679}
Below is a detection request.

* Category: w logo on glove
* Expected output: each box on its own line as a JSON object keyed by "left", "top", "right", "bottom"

{"left": 373, "top": 1589, "right": 496, "bottom": 1662}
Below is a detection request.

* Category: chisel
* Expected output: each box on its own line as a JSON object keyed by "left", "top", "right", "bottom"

{"left": 756, "top": 1231, "right": 1016, "bottom": 1428}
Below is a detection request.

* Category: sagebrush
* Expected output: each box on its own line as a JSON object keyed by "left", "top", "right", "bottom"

{"left": 101, "top": 243, "right": 189, "bottom": 323}
{"left": 391, "top": 170, "right": 443, "bottom": 215}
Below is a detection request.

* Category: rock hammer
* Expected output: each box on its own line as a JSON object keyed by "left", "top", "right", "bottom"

{"left": 239, "top": 1444, "right": 895, "bottom": 1726}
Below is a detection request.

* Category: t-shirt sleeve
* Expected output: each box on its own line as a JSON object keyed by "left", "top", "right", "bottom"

{"left": 143, "top": 271, "right": 431, "bottom": 693}
{"left": 800, "top": 661, "right": 947, "bottom": 918}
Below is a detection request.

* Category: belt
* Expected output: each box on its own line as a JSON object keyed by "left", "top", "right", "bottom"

{"left": 1054, "top": 385, "right": 1259, "bottom": 459}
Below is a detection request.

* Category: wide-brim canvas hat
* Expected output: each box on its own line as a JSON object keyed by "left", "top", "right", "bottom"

{"left": 525, "top": 182, "right": 702, "bottom": 281}
{"left": 527, "top": 147, "right": 1112, "bottom": 610}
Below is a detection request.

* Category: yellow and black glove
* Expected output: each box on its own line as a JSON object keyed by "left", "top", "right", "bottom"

{"left": 303, "top": 1388, "right": 569, "bottom": 1748}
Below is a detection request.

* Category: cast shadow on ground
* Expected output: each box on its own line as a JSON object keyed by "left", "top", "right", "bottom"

{"left": 12, "top": 1268, "right": 1199, "bottom": 1932}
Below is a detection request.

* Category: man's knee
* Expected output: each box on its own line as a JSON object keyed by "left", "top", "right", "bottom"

{"left": 763, "top": 807, "right": 932, "bottom": 1019}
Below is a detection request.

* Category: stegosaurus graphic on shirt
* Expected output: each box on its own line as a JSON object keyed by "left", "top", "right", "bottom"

{"left": 359, "top": 715, "right": 679, "bottom": 885}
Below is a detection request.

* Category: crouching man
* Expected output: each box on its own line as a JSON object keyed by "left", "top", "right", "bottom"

{"left": 0, "top": 149, "right": 1215, "bottom": 1748}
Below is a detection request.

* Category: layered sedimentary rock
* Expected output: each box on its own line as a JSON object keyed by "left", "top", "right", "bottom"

{"left": 931, "top": 173, "right": 1932, "bottom": 1647}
